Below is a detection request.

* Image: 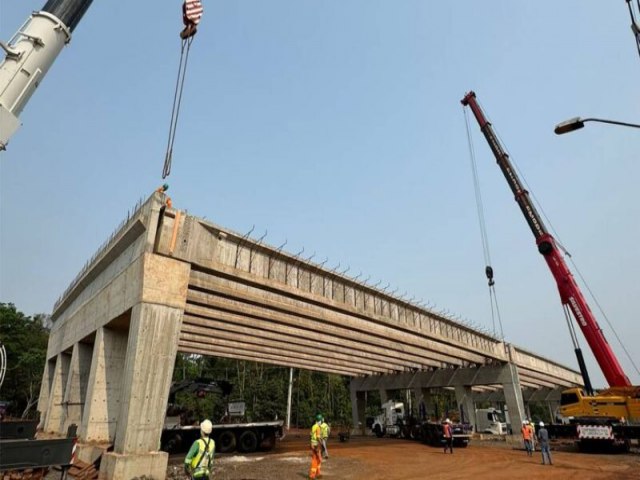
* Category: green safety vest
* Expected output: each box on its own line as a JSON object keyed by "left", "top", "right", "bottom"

{"left": 188, "top": 437, "right": 215, "bottom": 478}
{"left": 310, "top": 423, "right": 321, "bottom": 446}
{"left": 320, "top": 422, "right": 329, "bottom": 439}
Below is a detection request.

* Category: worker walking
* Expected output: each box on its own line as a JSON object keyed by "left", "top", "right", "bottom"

{"left": 521, "top": 420, "right": 533, "bottom": 456}
{"left": 309, "top": 414, "right": 323, "bottom": 479}
{"left": 528, "top": 420, "right": 536, "bottom": 452}
{"left": 442, "top": 418, "right": 453, "bottom": 454}
{"left": 320, "top": 417, "right": 330, "bottom": 459}
{"left": 537, "top": 422, "right": 553, "bottom": 465}
{"left": 184, "top": 419, "right": 216, "bottom": 479}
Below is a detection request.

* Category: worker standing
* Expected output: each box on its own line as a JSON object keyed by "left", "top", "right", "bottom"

{"left": 521, "top": 420, "right": 533, "bottom": 456}
{"left": 184, "top": 419, "right": 216, "bottom": 479}
{"left": 528, "top": 420, "right": 536, "bottom": 452}
{"left": 537, "top": 422, "right": 553, "bottom": 465}
{"left": 309, "top": 414, "right": 323, "bottom": 479}
{"left": 320, "top": 417, "right": 330, "bottom": 459}
{"left": 442, "top": 418, "right": 453, "bottom": 454}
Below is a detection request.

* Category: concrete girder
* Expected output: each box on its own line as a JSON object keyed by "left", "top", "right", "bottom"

{"left": 178, "top": 330, "right": 391, "bottom": 375}
{"left": 180, "top": 318, "right": 420, "bottom": 373}
{"left": 518, "top": 368, "right": 574, "bottom": 388}
{"left": 178, "top": 343, "right": 360, "bottom": 377}
{"left": 188, "top": 270, "right": 494, "bottom": 365}
{"left": 184, "top": 299, "right": 452, "bottom": 370}
{"left": 182, "top": 308, "right": 440, "bottom": 370}
{"left": 186, "top": 285, "right": 480, "bottom": 368}
{"left": 349, "top": 365, "right": 516, "bottom": 392}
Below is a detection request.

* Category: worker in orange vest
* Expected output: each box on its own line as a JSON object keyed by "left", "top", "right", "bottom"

{"left": 309, "top": 414, "right": 323, "bottom": 479}
{"left": 521, "top": 419, "right": 533, "bottom": 456}
{"left": 442, "top": 418, "right": 453, "bottom": 454}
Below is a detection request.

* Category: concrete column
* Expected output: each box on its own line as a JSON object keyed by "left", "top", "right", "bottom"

{"left": 502, "top": 363, "right": 525, "bottom": 432}
{"left": 100, "top": 302, "right": 182, "bottom": 479}
{"left": 379, "top": 389, "right": 389, "bottom": 404}
{"left": 62, "top": 342, "right": 93, "bottom": 432}
{"left": 37, "top": 358, "right": 56, "bottom": 429}
{"left": 454, "top": 385, "right": 476, "bottom": 429}
{"left": 350, "top": 384, "right": 366, "bottom": 434}
{"left": 413, "top": 388, "right": 432, "bottom": 420}
{"left": 114, "top": 302, "right": 182, "bottom": 453}
{"left": 44, "top": 352, "right": 71, "bottom": 433}
{"left": 81, "top": 326, "right": 128, "bottom": 443}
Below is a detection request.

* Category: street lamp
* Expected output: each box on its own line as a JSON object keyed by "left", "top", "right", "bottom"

{"left": 554, "top": 117, "right": 640, "bottom": 135}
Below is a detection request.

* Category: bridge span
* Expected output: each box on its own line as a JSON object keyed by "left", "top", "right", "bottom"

{"left": 39, "top": 192, "right": 581, "bottom": 479}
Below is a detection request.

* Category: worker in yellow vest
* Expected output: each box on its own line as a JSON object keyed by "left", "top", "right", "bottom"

{"left": 320, "top": 417, "right": 330, "bottom": 459}
{"left": 184, "top": 419, "right": 216, "bottom": 479}
{"left": 309, "top": 414, "right": 323, "bottom": 479}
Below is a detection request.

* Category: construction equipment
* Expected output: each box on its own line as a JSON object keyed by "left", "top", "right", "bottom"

{"left": 475, "top": 407, "right": 508, "bottom": 435}
{"left": 0, "top": 0, "right": 95, "bottom": 150}
{"left": 461, "top": 90, "right": 640, "bottom": 450}
{"left": 371, "top": 400, "right": 472, "bottom": 448}
{"left": 161, "top": 379, "right": 284, "bottom": 455}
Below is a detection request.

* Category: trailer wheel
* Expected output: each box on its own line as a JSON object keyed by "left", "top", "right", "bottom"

{"left": 218, "top": 430, "right": 236, "bottom": 453}
{"left": 238, "top": 430, "right": 258, "bottom": 453}
{"left": 373, "top": 424, "right": 384, "bottom": 438}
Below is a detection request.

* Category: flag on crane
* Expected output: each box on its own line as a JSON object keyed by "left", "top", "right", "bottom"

{"left": 181, "top": 0, "right": 203, "bottom": 39}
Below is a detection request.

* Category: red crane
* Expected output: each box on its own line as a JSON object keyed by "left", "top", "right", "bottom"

{"left": 461, "top": 91, "right": 631, "bottom": 389}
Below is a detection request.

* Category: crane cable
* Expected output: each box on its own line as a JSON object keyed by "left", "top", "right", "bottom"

{"left": 162, "top": 0, "right": 204, "bottom": 179}
{"left": 463, "top": 107, "right": 506, "bottom": 343}
{"left": 626, "top": 0, "right": 640, "bottom": 60}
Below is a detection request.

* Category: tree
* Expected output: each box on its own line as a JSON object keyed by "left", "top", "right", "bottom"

{"left": 0, "top": 303, "right": 49, "bottom": 418}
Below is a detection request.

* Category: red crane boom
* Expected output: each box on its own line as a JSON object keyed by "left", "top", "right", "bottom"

{"left": 461, "top": 91, "right": 631, "bottom": 388}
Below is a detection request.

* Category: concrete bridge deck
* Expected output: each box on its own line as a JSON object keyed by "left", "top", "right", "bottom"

{"left": 39, "top": 192, "right": 582, "bottom": 479}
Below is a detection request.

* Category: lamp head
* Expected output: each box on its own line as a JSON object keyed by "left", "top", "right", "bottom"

{"left": 554, "top": 117, "right": 585, "bottom": 135}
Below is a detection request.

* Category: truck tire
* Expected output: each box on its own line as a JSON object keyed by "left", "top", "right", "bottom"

{"left": 373, "top": 424, "right": 384, "bottom": 438}
{"left": 217, "top": 430, "right": 236, "bottom": 453}
{"left": 238, "top": 430, "right": 258, "bottom": 453}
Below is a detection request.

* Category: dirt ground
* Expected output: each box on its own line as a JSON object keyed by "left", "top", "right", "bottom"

{"left": 166, "top": 431, "right": 640, "bottom": 480}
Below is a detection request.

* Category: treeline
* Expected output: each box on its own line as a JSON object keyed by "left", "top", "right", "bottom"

{"left": 173, "top": 353, "right": 354, "bottom": 428}
{"left": 0, "top": 303, "right": 49, "bottom": 419}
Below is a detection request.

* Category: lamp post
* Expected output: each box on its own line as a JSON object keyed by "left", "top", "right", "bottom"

{"left": 554, "top": 117, "right": 640, "bottom": 135}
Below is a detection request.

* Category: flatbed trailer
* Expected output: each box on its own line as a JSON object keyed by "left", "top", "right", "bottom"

{"left": 161, "top": 420, "right": 284, "bottom": 454}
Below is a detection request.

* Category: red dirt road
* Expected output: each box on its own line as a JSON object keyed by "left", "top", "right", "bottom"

{"left": 167, "top": 433, "right": 640, "bottom": 480}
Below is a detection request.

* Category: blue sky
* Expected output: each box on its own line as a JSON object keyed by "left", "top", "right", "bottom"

{"left": 1, "top": 1, "right": 638, "bottom": 387}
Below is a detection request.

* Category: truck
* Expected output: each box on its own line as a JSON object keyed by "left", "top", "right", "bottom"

{"left": 475, "top": 408, "right": 508, "bottom": 435}
{"left": 160, "top": 379, "right": 284, "bottom": 454}
{"left": 371, "top": 400, "right": 472, "bottom": 448}
{"left": 461, "top": 90, "right": 640, "bottom": 451}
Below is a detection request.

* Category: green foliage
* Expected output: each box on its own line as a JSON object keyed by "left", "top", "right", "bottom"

{"left": 172, "top": 354, "right": 354, "bottom": 428}
{"left": 0, "top": 303, "right": 49, "bottom": 418}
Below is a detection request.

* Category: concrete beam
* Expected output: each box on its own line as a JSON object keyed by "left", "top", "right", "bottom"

{"left": 179, "top": 344, "right": 359, "bottom": 377}
{"left": 180, "top": 319, "right": 418, "bottom": 373}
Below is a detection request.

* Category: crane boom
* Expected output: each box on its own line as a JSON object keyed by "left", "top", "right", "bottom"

{"left": 0, "top": 0, "right": 94, "bottom": 150}
{"left": 461, "top": 91, "right": 631, "bottom": 388}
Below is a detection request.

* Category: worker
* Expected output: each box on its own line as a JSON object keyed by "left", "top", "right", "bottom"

{"left": 521, "top": 420, "right": 533, "bottom": 456}
{"left": 528, "top": 420, "right": 536, "bottom": 452}
{"left": 309, "top": 414, "right": 323, "bottom": 479}
{"left": 184, "top": 419, "right": 216, "bottom": 479}
{"left": 537, "top": 421, "right": 553, "bottom": 465}
{"left": 442, "top": 418, "right": 453, "bottom": 454}
{"left": 320, "top": 416, "right": 330, "bottom": 459}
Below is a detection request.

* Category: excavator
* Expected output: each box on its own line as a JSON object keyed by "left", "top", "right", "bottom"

{"left": 461, "top": 91, "right": 640, "bottom": 450}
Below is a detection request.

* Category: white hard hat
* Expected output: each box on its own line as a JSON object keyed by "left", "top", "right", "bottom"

{"left": 445, "top": 418, "right": 451, "bottom": 423}
{"left": 200, "top": 419, "right": 213, "bottom": 434}
{"left": 539, "top": 421, "right": 544, "bottom": 427}
{"left": 522, "top": 420, "right": 528, "bottom": 424}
